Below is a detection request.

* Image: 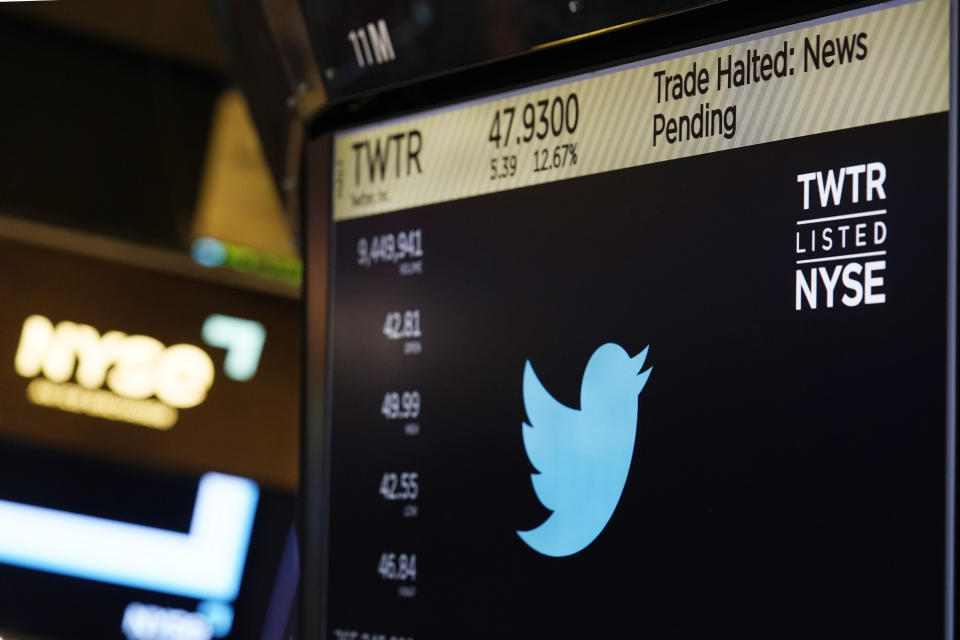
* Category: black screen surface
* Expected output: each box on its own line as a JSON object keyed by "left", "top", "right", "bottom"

{"left": 311, "top": 1, "right": 955, "bottom": 638}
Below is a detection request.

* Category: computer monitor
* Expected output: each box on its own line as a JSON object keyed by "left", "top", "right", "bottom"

{"left": 303, "top": 1, "right": 956, "bottom": 638}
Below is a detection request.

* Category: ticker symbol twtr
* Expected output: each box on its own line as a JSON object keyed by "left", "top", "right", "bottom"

{"left": 518, "top": 344, "right": 652, "bottom": 557}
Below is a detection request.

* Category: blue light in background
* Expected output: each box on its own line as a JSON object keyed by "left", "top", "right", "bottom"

{"left": 0, "top": 472, "right": 259, "bottom": 604}
{"left": 191, "top": 237, "right": 227, "bottom": 267}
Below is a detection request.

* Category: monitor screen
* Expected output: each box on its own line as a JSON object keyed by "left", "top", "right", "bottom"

{"left": 0, "top": 229, "right": 300, "bottom": 640}
{"left": 307, "top": 0, "right": 956, "bottom": 637}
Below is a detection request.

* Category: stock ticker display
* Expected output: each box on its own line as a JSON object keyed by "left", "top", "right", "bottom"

{"left": 0, "top": 234, "right": 300, "bottom": 640}
{"left": 315, "top": 1, "right": 955, "bottom": 638}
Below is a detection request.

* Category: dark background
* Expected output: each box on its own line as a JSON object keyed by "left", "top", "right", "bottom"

{"left": 0, "top": 18, "right": 219, "bottom": 251}
{"left": 0, "top": 235, "right": 300, "bottom": 639}
{"left": 0, "top": 2, "right": 304, "bottom": 637}
{"left": 323, "top": 112, "right": 949, "bottom": 639}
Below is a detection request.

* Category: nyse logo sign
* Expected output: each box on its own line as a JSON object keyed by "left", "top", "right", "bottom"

{"left": 13, "top": 313, "right": 265, "bottom": 430}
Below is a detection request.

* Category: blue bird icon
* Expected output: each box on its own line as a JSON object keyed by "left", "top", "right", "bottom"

{"left": 518, "top": 343, "right": 651, "bottom": 557}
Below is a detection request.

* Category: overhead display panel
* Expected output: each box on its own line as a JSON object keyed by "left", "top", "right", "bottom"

{"left": 0, "top": 235, "right": 299, "bottom": 488}
{"left": 0, "top": 230, "right": 300, "bottom": 640}
{"left": 302, "top": 0, "right": 717, "bottom": 99}
{"left": 309, "top": 0, "right": 956, "bottom": 638}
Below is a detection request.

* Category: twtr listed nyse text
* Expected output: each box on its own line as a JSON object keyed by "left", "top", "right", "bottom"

{"left": 794, "top": 162, "right": 888, "bottom": 310}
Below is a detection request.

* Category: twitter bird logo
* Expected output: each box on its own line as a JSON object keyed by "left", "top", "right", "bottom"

{"left": 518, "top": 343, "right": 652, "bottom": 557}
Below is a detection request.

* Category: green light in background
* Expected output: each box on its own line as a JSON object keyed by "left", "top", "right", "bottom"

{"left": 191, "top": 237, "right": 301, "bottom": 288}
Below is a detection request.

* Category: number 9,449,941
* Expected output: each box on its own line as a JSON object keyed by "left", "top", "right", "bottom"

{"left": 357, "top": 229, "right": 423, "bottom": 267}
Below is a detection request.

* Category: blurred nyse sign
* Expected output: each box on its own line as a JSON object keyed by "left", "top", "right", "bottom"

{"left": 0, "top": 233, "right": 300, "bottom": 489}
{"left": 14, "top": 313, "right": 263, "bottom": 430}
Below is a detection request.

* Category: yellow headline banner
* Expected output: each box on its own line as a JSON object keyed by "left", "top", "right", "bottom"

{"left": 333, "top": 0, "right": 950, "bottom": 221}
